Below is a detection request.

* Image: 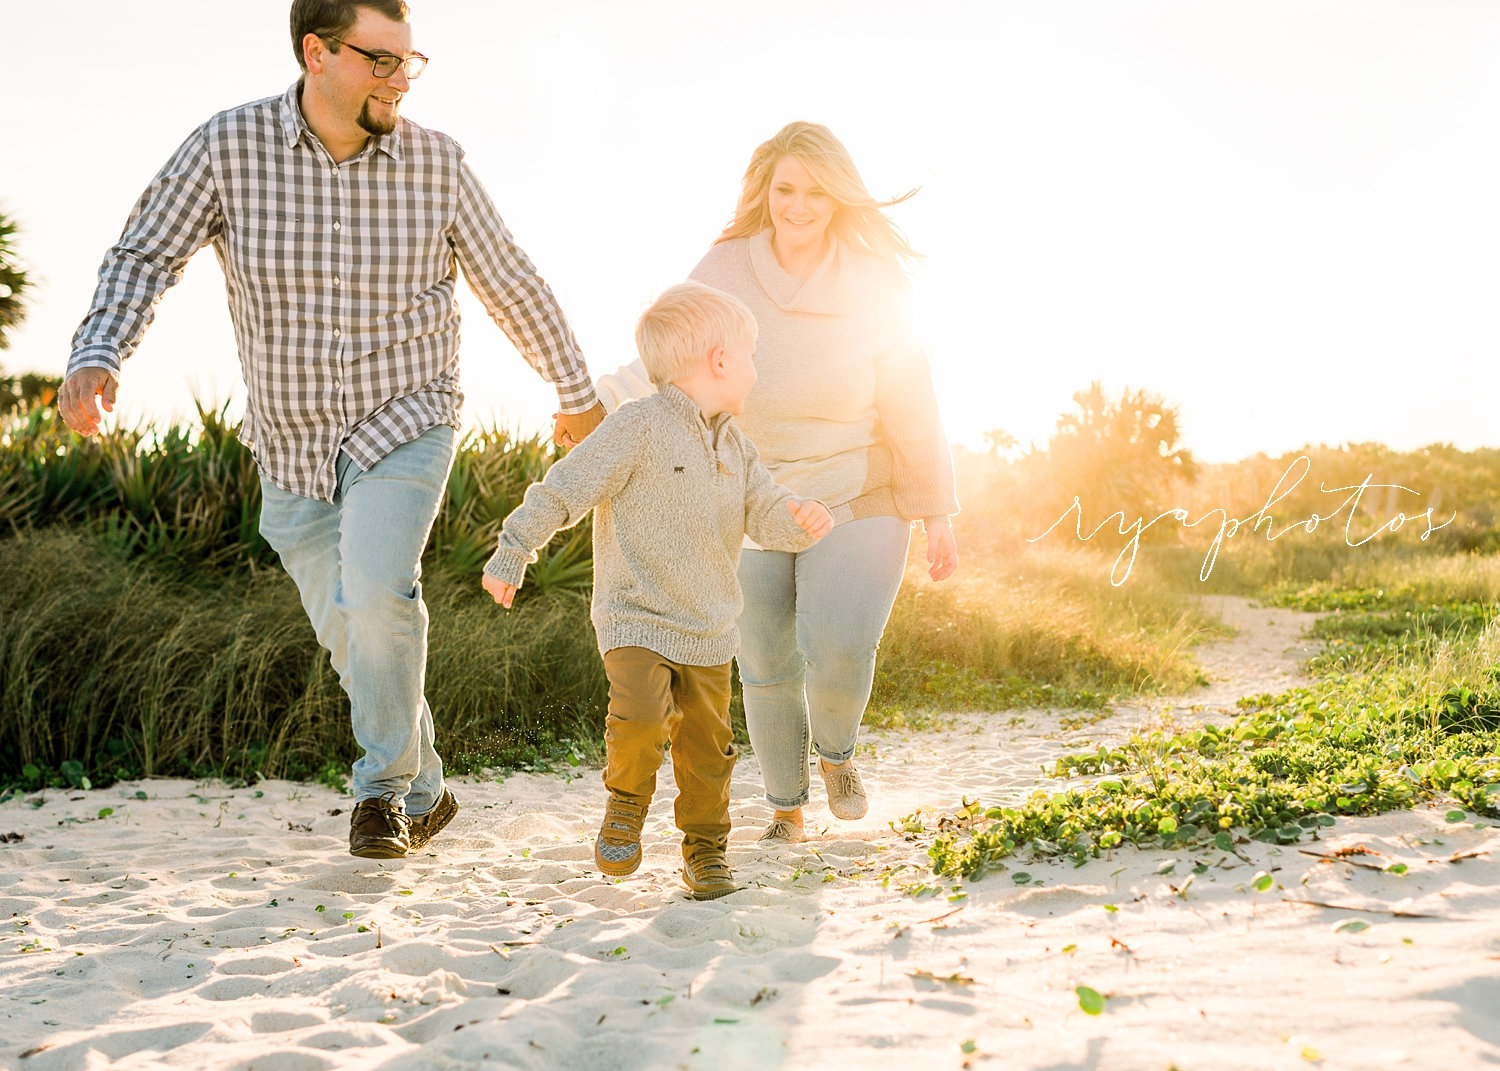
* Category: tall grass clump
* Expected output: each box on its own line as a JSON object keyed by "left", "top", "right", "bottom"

{"left": 0, "top": 526, "right": 605, "bottom": 786}
{"left": 873, "top": 540, "right": 1211, "bottom": 719}
{"left": 0, "top": 401, "right": 606, "bottom": 786}
{"left": 0, "top": 528, "right": 343, "bottom": 782}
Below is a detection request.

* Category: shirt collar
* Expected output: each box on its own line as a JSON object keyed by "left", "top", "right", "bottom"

{"left": 658, "top": 383, "right": 732, "bottom": 435}
{"left": 278, "top": 80, "right": 403, "bottom": 161}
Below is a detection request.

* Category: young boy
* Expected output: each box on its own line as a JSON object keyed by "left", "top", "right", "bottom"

{"left": 482, "top": 282, "right": 833, "bottom": 900}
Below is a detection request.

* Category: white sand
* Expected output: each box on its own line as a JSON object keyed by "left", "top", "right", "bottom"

{"left": 3, "top": 597, "right": 1498, "bottom": 1070}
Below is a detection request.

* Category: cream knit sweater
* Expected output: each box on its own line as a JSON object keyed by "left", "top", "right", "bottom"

{"left": 484, "top": 385, "right": 818, "bottom": 666}
{"left": 596, "top": 231, "right": 958, "bottom": 525}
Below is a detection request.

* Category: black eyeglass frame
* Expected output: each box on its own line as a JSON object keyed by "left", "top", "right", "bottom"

{"left": 323, "top": 37, "right": 429, "bottom": 79}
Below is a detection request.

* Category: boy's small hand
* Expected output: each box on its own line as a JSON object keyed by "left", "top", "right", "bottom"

{"left": 482, "top": 573, "right": 518, "bottom": 608}
{"left": 788, "top": 498, "right": 834, "bottom": 539}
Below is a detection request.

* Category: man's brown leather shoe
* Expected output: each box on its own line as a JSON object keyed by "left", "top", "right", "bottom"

{"left": 349, "top": 793, "right": 410, "bottom": 858}
{"left": 408, "top": 787, "right": 459, "bottom": 851}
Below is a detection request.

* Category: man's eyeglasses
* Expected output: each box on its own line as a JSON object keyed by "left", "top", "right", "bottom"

{"left": 324, "top": 37, "right": 429, "bottom": 80}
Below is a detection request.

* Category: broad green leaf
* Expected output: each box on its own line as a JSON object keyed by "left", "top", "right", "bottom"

{"left": 1076, "top": 986, "right": 1106, "bottom": 1015}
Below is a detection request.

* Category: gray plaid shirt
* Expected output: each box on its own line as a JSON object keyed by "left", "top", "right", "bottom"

{"left": 70, "top": 82, "right": 596, "bottom": 502}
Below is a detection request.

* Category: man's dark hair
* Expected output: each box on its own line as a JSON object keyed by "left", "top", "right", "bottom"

{"left": 290, "top": 0, "right": 410, "bottom": 71}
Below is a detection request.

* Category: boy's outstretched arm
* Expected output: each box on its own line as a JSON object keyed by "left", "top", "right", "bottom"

{"left": 482, "top": 405, "right": 642, "bottom": 606}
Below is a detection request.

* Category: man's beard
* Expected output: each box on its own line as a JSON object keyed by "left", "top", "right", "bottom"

{"left": 357, "top": 100, "right": 397, "bottom": 137}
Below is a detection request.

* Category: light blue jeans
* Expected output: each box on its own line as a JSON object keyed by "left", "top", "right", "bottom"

{"left": 737, "top": 515, "right": 911, "bottom": 809}
{"left": 257, "top": 425, "right": 457, "bottom": 814}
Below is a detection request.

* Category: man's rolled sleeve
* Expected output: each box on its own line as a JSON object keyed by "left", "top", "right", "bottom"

{"left": 449, "top": 154, "right": 598, "bottom": 415}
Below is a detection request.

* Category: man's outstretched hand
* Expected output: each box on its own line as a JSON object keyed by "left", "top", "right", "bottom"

{"left": 59, "top": 368, "right": 118, "bottom": 436}
{"left": 553, "top": 402, "right": 606, "bottom": 448}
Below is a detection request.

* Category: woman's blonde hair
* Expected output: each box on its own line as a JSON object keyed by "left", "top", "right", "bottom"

{"left": 716, "top": 121, "right": 920, "bottom": 269}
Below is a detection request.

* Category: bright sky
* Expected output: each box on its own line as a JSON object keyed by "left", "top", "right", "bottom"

{"left": 5, "top": 1, "right": 1499, "bottom": 463}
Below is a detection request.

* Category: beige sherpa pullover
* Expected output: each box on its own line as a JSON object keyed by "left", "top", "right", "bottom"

{"left": 595, "top": 233, "right": 958, "bottom": 524}
{"left": 692, "top": 231, "right": 958, "bottom": 524}
{"left": 483, "top": 384, "right": 819, "bottom": 667}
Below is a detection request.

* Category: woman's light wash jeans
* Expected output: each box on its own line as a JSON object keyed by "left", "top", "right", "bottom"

{"left": 257, "top": 426, "right": 457, "bottom": 814}
{"left": 737, "top": 515, "right": 910, "bottom": 809}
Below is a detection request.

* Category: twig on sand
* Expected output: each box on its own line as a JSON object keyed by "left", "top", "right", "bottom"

{"left": 1298, "top": 850, "right": 1387, "bottom": 873}
{"left": 1281, "top": 897, "right": 1446, "bottom": 919}
{"left": 917, "top": 906, "right": 965, "bottom": 925}
{"left": 1445, "top": 847, "right": 1492, "bottom": 864}
{"left": 1302, "top": 845, "right": 1492, "bottom": 870}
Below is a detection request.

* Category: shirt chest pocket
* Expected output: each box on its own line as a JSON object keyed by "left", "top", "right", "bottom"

{"left": 236, "top": 210, "right": 327, "bottom": 294}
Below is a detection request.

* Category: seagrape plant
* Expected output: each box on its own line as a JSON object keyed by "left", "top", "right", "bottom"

{"left": 923, "top": 584, "right": 1500, "bottom": 879}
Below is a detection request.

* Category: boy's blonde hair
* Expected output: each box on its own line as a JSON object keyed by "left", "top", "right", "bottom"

{"left": 635, "top": 282, "right": 757, "bottom": 387}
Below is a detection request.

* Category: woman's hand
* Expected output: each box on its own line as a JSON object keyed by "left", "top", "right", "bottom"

{"left": 924, "top": 518, "right": 958, "bottom": 582}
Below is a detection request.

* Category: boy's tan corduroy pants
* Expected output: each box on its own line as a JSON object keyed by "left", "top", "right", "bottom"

{"left": 601, "top": 647, "right": 736, "bottom": 857}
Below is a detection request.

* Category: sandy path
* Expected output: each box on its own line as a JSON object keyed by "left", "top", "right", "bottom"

{"left": 2, "top": 597, "right": 1497, "bottom": 1070}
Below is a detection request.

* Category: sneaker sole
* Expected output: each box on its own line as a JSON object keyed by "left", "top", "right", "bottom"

{"left": 349, "top": 841, "right": 408, "bottom": 859}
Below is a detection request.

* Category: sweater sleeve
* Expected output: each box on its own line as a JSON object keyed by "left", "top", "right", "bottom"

{"left": 483, "top": 410, "right": 642, "bottom": 588}
{"left": 740, "top": 431, "right": 819, "bottom": 553}
{"left": 592, "top": 358, "right": 655, "bottom": 414}
{"left": 874, "top": 282, "right": 960, "bottom": 521}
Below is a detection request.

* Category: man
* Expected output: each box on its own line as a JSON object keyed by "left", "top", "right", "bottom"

{"left": 60, "top": 0, "right": 606, "bottom": 859}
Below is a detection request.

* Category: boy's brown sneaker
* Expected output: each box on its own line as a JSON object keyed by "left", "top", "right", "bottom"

{"left": 682, "top": 849, "right": 738, "bottom": 900}
{"left": 819, "top": 758, "right": 868, "bottom": 820}
{"left": 408, "top": 787, "right": 459, "bottom": 851}
{"left": 349, "top": 793, "right": 410, "bottom": 858}
{"left": 595, "top": 793, "right": 650, "bottom": 877}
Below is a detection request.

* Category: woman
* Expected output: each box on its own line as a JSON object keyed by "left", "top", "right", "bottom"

{"left": 593, "top": 122, "right": 959, "bottom": 842}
